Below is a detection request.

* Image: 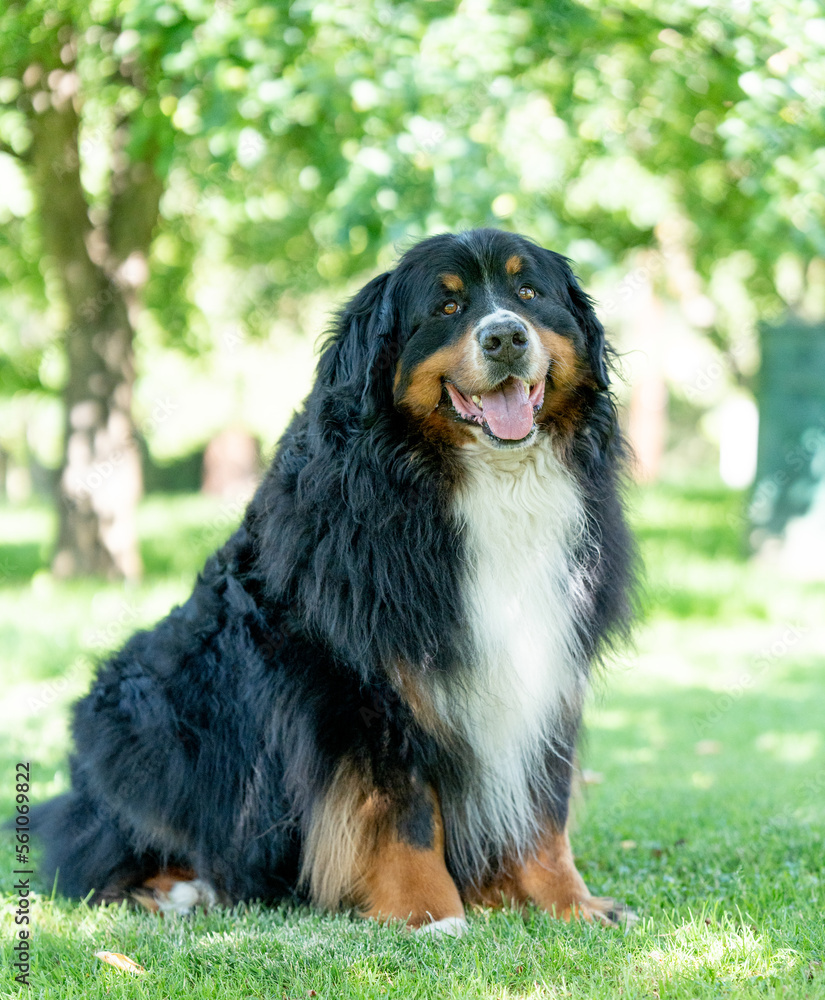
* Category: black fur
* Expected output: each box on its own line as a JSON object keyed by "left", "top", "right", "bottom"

{"left": 31, "top": 229, "right": 635, "bottom": 906}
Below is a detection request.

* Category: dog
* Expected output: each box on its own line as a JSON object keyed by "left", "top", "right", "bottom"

{"left": 33, "top": 228, "right": 635, "bottom": 934}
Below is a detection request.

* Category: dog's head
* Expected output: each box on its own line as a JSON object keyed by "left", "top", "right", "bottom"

{"left": 322, "top": 228, "right": 610, "bottom": 450}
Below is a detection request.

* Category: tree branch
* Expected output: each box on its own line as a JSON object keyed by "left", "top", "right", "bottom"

{"left": 0, "top": 138, "right": 31, "bottom": 164}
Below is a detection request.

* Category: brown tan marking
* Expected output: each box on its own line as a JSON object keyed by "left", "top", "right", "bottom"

{"left": 393, "top": 329, "right": 481, "bottom": 419}
{"left": 393, "top": 325, "right": 489, "bottom": 446}
{"left": 441, "top": 273, "right": 464, "bottom": 292}
{"left": 415, "top": 412, "right": 476, "bottom": 448}
{"left": 505, "top": 254, "right": 523, "bottom": 276}
{"left": 464, "top": 824, "right": 618, "bottom": 924}
{"left": 141, "top": 866, "right": 198, "bottom": 895}
{"left": 391, "top": 662, "right": 455, "bottom": 742}
{"left": 300, "top": 758, "right": 374, "bottom": 911}
{"left": 533, "top": 327, "right": 599, "bottom": 441}
{"left": 359, "top": 787, "right": 464, "bottom": 927}
{"left": 301, "top": 762, "right": 464, "bottom": 928}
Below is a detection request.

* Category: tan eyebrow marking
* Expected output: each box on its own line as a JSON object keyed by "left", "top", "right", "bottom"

{"left": 441, "top": 273, "right": 464, "bottom": 292}
{"left": 505, "top": 255, "right": 522, "bottom": 276}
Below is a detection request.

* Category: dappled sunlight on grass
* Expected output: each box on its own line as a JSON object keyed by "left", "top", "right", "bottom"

{"left": 3, "top": 887, "right": 823, "bottom": 998}
{"left": 755, "top": 730, "right": 822, "bottom": 764}
{"left": 6, "top": 898, "right": 820, "bottom": 1000}
{"left": 638, "top": 913, "right": 800, "bottom": 991}
{"left": 631, "top": 480, "right": 825, "bottom": 628}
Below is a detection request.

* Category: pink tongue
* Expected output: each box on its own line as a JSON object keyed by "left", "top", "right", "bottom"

{"left": 481, "top": 378, "right": 534, "bottom": 440}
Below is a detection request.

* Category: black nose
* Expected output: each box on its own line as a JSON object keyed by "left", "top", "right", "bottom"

{"left": 478, "top": 320, "right": 529, "bottom": 364}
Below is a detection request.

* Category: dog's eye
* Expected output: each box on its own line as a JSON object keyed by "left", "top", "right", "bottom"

{"left": 442, "top": 300, "right": 459, "bottom": 315}
{"left": 518, "top": 285, "right": 536, "bottom": 300}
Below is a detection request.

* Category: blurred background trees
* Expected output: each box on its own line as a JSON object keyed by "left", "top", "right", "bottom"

{"left": 1, "top": 0, "right": 823, "bottom": 579}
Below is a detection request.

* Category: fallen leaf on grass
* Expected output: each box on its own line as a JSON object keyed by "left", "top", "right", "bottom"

{"left": 651, "top": 838, "right": 686, "bottom": 858}
{"left": 94, "top": 951, "right": 146, "bottom": 975}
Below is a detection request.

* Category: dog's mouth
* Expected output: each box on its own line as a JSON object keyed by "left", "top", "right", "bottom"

{"left": 444, "top": 376, "right": 546, "bottom": 444}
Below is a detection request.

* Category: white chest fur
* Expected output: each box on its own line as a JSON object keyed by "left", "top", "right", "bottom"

{"left": 435, "top": 437, "right": 589, "bottom": 869}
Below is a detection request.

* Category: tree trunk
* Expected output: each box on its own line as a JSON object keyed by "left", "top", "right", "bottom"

{"left": 29, "top": 99, "right": 147, "bottom": 580}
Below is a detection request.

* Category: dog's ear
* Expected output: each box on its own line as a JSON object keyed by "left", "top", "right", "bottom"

{"left": 562, "top": 266, "right": 609, "bottom": 391}
{"left": 535, "top": 248, "right": 609, "bottom": 391}
{"left": 318, "top": 271, "right": 397, "bottom": 420}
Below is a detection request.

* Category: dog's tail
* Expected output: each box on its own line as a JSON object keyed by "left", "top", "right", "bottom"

{"left": 27, "top": 792, "right": 156, "bottom": 902}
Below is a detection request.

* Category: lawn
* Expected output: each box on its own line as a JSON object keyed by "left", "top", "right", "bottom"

{"left": 1, "top": 481, "right": 824, "bottom": 999}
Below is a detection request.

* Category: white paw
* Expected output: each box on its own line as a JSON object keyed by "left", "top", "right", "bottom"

{"left": 415, "top": 916, "right": 469, "bottom": 938}
{"left": 155, "top": 878, "right": 217, "bottom": 915}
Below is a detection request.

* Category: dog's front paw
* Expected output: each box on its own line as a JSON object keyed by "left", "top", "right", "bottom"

{"left": 133, "top": 874, "right": 217, "bottom": 916}
{"left": 414, "top": 915, "right": 469, "bottom": 938}
{"left": 565, "top": 896, "right": 637, "bottom": 928}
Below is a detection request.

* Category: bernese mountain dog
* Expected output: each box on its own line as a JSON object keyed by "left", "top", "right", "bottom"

{"left": 33, "top": 228, "right": 635, "bottom": 935}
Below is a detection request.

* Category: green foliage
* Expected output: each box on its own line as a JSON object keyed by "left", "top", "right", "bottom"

{"left": 0, "top": 0, "right": 823, "bottom": 460}
{"left": 1, "top": 2, "right": 822, "bottom": 310}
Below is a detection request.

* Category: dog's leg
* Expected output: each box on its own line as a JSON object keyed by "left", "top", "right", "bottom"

{"left": 466, "top": 824, "right": 624, "bottom": 926}
{"left": 131, "top": 867, "right": 218, "bottom": 915}
{"left": 358, "top": 787, "right": 466, "bottom": 933}
{"left": 302, "top": 764, "right": 465, "bottom": 932}
{"left": 517, "top": 826, "right": 622, "bottom": 925}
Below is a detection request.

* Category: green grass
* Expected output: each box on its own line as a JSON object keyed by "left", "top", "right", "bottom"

{"left": 2, "top": 482, "right": 824, "bottom": 999}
